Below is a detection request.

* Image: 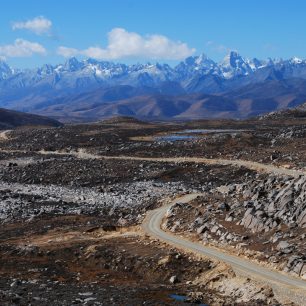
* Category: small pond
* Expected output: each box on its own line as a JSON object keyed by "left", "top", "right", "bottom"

{"left": 155, "top": 129, "right": 247, "bottom": 142}
{"left": 169, "top": 294, "right": 209, "bottom": 305}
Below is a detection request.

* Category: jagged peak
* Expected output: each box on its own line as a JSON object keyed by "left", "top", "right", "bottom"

{"left": 63, "top": 57, "right": 83, "bottom": 71}
{"left": 228, "top": 50, "right": 241, "bottom": 58}
{"left": 0, "top": 59, "right": 14, "bottom": 79}
{"left": 65, "top": 56, "right": 80, "bottom": 64}
{"left": 0, "top": 59, "right": 11, "bottom": 68}
{"left": 84, "top": 58, "right": 99, "bottom": 65}
{"left": 221, "top": 50, "right": 245, "bottom": 66}
{"left": 181, "top": 53, "right": 214, "bottom": 66}
{"left": 289, "top": 56, "right": 303, "bottom": 64}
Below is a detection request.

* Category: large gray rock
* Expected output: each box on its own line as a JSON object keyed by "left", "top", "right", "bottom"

{"left": 197, "top": 225, "right": 208, "bottom": 234}
{"left": 276, "top": 241, "right": 293, "bottom": 254}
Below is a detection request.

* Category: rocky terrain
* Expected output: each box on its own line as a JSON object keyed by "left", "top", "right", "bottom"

{"left": 0, "top": 116, "right": 305, "bottom": 305}
{"left": 164, "top": 174, "right": 306, "bottom": 279}
{"left": 259, "top": 101, "right": 306, "bottom": 121}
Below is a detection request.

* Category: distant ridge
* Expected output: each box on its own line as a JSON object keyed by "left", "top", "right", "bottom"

{"left": 0, "top": 108, "right": 62, "bottom": 129}
{"left": 29, "top": 79, "right": 306, "bottom": 122}
{"left": 259, "top": 101, "right": 306, "bottom": 120}
{"left": 100, "top": 116, "right": 149, "bottom": 125}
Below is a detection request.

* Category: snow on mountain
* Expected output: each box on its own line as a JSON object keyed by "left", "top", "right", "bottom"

{"left": 175, "top": 53, "right": 218, "bottom": 79}
{"left": 122, "top": 62, "right": 177, "bottom": 87}
{"left": 219, "top": 51, "right": 254, "bottom": 78}
{"left": 1, "top": 52, "right": 306, "bottom": 98}
{"left": 247, "top": 58, "right": 269, "bottom": 71}
{"left": 0, "top": 61, "right": 14, "bottom": 80}
{"left": 289, "top": 57, "right": 304, "bottom": 65}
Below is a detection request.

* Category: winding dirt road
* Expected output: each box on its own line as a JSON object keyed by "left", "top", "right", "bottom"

{"left": 43, "top": 149, "right": 305, "bottom": 298}
{"left": 38, "top": 149, "right": 305, "bottom": 177}
{"left": 100, "top": 155, "right": 304, "bottom": 177}
{"left": 142, "top": 194, "right": 306, "bottom": 297}
{"left": 4, "top": 145, "right": 306, "bottom": 299}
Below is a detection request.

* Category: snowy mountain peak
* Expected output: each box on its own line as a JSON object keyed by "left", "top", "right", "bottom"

{"left": 220, "top": 51, "right": 253, "bottom": 78}
{"left": 221, "top": 51, "right": 245, "bottom": 68}
{"left": 37, "top": 64, "right": 55, "bottom": 76}
{"left": 247, "top": 58, "right": 268, "bottom": 70}
{"left": 290, "top": 57, "right": 303, "bottom": 64}
{"left": 64, "top": 57, "right": 84, "bottom": 72}
{"left": 175, "top": 53, "right": 217, "bottom": 79}
{"left": 182, "top": 53, "right": 214, "bottom": 66}
{"left": 194, "top": 53, "right": 210, "bottom": 64}
{"left": 84, "top": 58, "right": 99, "bottom": 65}
{"left": 229, "top": 50, "right": 241, "bottom": 58}
{"left": 0, "top": 60, "right": 14, "bottom": 80}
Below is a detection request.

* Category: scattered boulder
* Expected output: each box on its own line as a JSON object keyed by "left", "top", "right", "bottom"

{"left": 169, "top": 275, "right": 179, "bottom": 284}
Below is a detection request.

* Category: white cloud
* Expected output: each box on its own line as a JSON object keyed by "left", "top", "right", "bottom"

{"left": 206, "top": 41, "right": 230, "bottom": 53}
{"left": 12, "top": 16, "right": 52, "bottom": 35}
{"left": 57, "top": 46, "right": 79, "bottom": 58}
{"left": 0, "top": 39, "right": 47, "bottom": 58}
{"left": 57, "top": 28, "right": 195, "bottom": 60}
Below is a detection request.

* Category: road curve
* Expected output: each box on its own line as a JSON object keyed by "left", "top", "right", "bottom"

{"left": 0, "top": 130, "right": 12, "bottom": 141}
{"left": 142, "top": 194, "right": 306, "bottom": 293}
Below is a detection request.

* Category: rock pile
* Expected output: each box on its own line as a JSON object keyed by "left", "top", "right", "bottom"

{"left": 164, "top": 174, "right": 306, "bottom": 279}
{"left": 0, "top": 180, "right": 186, "bottom": 225}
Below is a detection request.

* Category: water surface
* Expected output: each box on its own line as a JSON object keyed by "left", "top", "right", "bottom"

{"left": 155, "top": 129, "right": 247, "bottom": 142}
{"left": 169, "top": 294, "right": 209, "bottom": 305}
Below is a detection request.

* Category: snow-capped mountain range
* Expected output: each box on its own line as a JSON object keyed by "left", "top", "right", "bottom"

{"left": 2, "top": 51, "right": 306, "bottom": 120}
{"left": 1, "top": 51, "right": 306, "bottom": 91}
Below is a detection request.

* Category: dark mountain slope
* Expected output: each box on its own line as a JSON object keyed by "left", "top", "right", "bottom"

{"left": 28, "top": 78, "right": 306, "bottom": 121}
{"left": 0, "top": 108, "right": 62, "bottom": 129}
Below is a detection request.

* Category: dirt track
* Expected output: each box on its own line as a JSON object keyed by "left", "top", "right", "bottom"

{"left": 142, "top": 194, "right": 306, "bottom": 304}
{"left": 0, "top": 130, "right": 11, "bottom": 141}
{"left": 38, "top": 149, "right": 305, "bottom": 177}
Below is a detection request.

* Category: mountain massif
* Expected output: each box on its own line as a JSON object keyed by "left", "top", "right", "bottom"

{"left": 1, "top": 52, "right": 306, "bottom": 121}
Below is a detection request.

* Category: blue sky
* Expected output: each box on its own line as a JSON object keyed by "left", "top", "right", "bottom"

{"left": 1, "top": 0, "right": 305, "bottom": 68}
